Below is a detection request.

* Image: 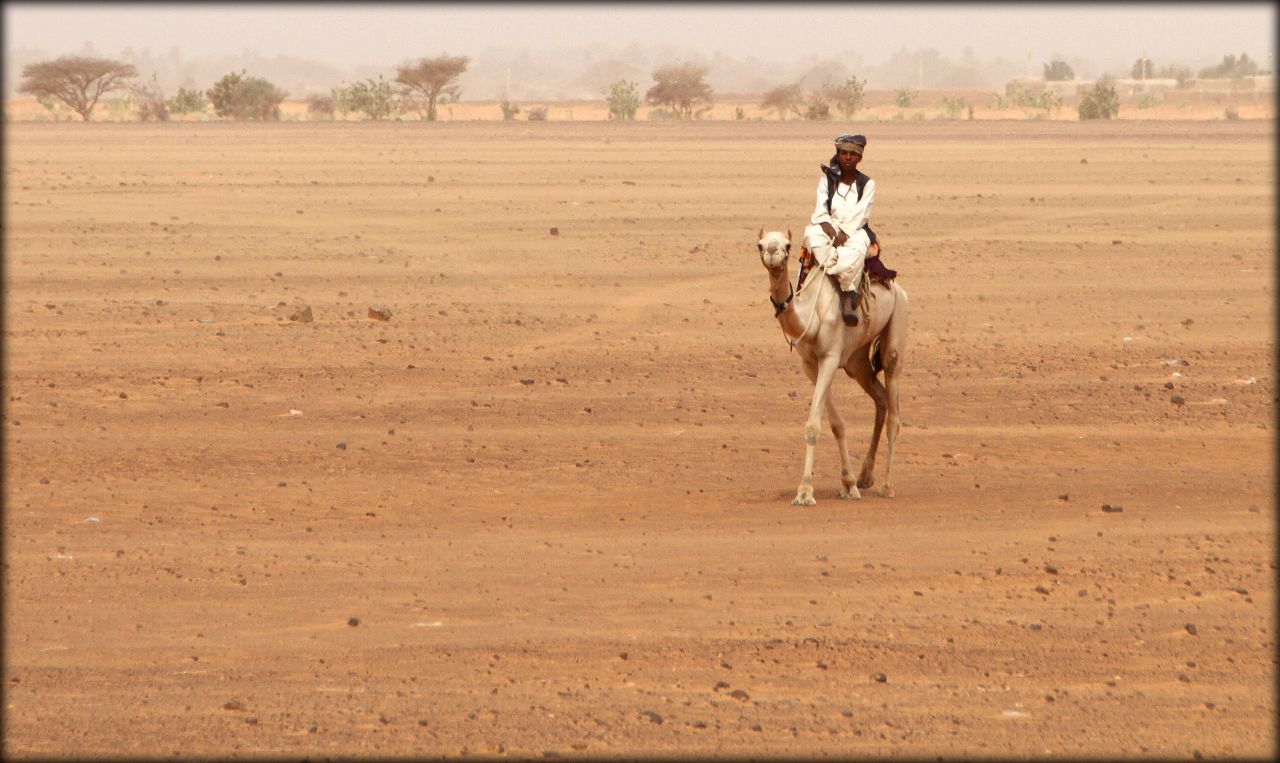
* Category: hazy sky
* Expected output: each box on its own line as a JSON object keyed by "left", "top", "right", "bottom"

{"left": 5, "top": 2, "right": 1275, "bottom": 69}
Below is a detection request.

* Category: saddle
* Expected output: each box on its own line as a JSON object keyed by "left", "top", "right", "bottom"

{"left": 797, "top": 246, "right": 898, "bottom": 291}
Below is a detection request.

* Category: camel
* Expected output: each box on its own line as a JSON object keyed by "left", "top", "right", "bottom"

{"left": 757, "top": 229, "right": 908, "bottom": 504}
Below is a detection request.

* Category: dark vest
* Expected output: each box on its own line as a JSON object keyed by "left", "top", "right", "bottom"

{"left": 821, "top": 162, "right": 877, "bottom": 245}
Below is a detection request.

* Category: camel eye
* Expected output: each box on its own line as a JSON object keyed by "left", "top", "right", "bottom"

{"left": 785, "top": 243, "right": 791, "bottom": 252}
{"left": 757, "top": 243, "right": 763, "bottom": 252}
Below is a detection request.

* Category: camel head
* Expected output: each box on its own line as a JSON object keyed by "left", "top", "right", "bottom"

{"left": 757, "top": 229, "right": 792, "bottom": 273}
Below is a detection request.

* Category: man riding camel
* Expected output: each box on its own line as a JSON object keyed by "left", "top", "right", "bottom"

{"left": 802, "top": 133, "right": 880, "bottom": 326}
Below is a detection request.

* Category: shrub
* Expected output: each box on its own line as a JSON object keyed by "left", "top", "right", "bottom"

{"left": 168, "top": 87, "right": 206, "bottom": 115}
{"left": 307, "top": 94, "right": 335, "bottom": 119}
{"left": 1078, "top": 79, "right": 1120, "bottom": 120}
{"left": 941, "top": 96, "right": 967, "bottom": 119}
{"left": 332, "top": 77, "right": 398, "bottom": 120}
{"left": 132, "top": 74, "right": 169, "bottom": 122}
{"left": 827, "top": 76, "right": 866, "bottom": 119}
{"left": 207, "top": 70, "right": 285, "bottom": 120}
{"left": 605, "top": 79, "right": 640, "bottom": 120}
{"left": 894, "top": 88, "right": 917, "bottom": 108}
{"left": 526, "top": 106, "right": 547, "bottom": 121}
{"left": 500, "top": 100, "right": 520, "bottom": 120}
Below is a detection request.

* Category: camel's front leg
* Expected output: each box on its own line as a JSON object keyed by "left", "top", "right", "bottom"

{"left": 794, "top": 353, "right": 843, "bottom": 506}
{"left": 825, "top": 392, "right": 860, "bottom": 499}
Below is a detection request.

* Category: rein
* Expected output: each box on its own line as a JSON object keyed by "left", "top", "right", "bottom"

{"left": 768, "top": 256, "right": 823, "bottom": 351}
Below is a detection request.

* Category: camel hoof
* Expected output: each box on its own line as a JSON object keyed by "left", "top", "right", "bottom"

{"left": 838, "top": 487, "right": 862, "bottom": 500}
{"left": 792, "top": 493, "right": 817, "bottom": 506}
{"left": 856, "top": 474, "right": 875, "bottom": 490}
{"left": 875, "top": 485, "right": 895, "bottom": 498}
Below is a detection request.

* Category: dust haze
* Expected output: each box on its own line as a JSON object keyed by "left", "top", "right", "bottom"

{"left": 4, "top": 3, "right": 1275, "bottom": 99}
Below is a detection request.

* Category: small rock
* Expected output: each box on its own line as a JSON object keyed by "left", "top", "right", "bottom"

{"left": 1101, "top": 504, "right": 1124, "bottom": 513}
{"left": 336, "top": 442, "right": 347, "bottom": 450}
{"left": 289, "top": 305, "right": 314, "bottom": 323}
{"left": 728, "top": 689, "right": 751, "bottom": 701}
{"left": 347, "top": 617, "right": 360, "bottom": 627}
{"left": 1170, "top": 395, "right": 1186, "bottom": 406}
{"left": 367, "top": 306, "right": 392, "bottom": 321}
{"left": 549, "top": 227, "right": 559, "bottom": 235}
{"left": 642, "top": 710, "right": 663, "bottom": 724}
{"left": 872, "top": 672, "right": 887, "bottom": 683}
{"left": 1185, "top": 623, "right": 1198, "bottom": 636}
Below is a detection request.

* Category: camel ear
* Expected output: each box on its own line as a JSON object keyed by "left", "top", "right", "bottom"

{"left": 787, "top": 228, "right": 792, "bottom": 242}
{"left": 758, "top": 228, "right": 764, "bottom": 240}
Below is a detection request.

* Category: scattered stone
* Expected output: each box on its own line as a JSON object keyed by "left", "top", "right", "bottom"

{"left": 549, "top": 227, "right": 559, "bottom": 235}
{"left": 215, "top": 402, "right": 229, "bottom": 408}
{"left": 872, "top": 672, "right": 887, "bottom": 683}
{"left": 519, "top": 378, "right": 535, "bottom": 386}
{"left": 642, "top": 710, "right": 663, "bottom": 724}
{"left": 1170, "top": 395, "right": 1186, "bottom": 406}
{"left": 1185, "top": 623, "right": 1198, "bottom": 636}
{"left": 1058, "top": 494, "right": 1069, "bottom": 501}
{"left": 288, "top": 305, "right": 314, "bottom": 323}
{"left": 367, "top": 306, "right": 392, "bottom": 321}
{"left": 347, "top": 617, "right": 361, "bottom": 627}
{"left": 336, "top": 442, "right": 347, "bottom": 450}
{"left": 1101, "top": 504, "right": 1124, "bottom": 513}
{"left": 222, "top": 700, "right": 244, "bottom": 711}
{"left": 1035, "top": 585, "right": 1051, "bottom": 595}
{"left": 728, "top": 689, "right": 751, "bottom": 701}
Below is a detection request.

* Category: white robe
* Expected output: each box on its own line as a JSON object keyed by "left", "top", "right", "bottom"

{"left": 802, "top": 171, "right": 875, "bottom": 292}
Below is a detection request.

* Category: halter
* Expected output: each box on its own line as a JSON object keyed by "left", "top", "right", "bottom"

{"left": 768, "top": 254, "right": 823, "bottom": 351}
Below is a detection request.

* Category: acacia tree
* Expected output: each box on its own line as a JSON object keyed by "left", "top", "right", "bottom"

{"left": 760, "top": 82, "right": 804, "bottom": 120}
{"left": 18, "top": 55, "right": 137, "bottom": 121}
{"left": 645, "top": 62, "right": 713, "bottom": 119}
{"left": 394, "top": 54, "right": 469, "bottom": 121}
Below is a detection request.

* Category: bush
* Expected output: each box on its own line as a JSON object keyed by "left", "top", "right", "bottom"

{"left": 827, "top": 76, "right": 866, "bottom": 119}
{"left": 894, "top": 88, "right": 917, "bottom": 108}
{"left": 307, "top": 94, "right": 335, "bottom": 119}
{"left": 1078, "top": 79, "right": 1120, "bottom": 120}
{"left": 207, "top": 71, "right": 285, "bottom": 120}
{"left": 132, "top": 74, "right": 169, "bottom": 122}
{"left": 605, "top": 79, "right": 640, "bottom": 120}
{"left": 941, "top": 96, "right": 967, "bottom": 119}
{"left": 332, "top": 77, "right": 398, "bottom": 120}
{"left": 500, "top": 100, "right": 520, "bottom": 120}
{"left": 1224, "top": 107, "right": 1240, "bottom": 120}
{"left": 527, "top": 106, "right": 547, "bottom": 121}
{"left": 168, "top": 87, "right": 206, "bottom": 115}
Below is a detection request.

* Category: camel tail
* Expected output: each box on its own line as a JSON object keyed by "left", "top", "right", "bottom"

{"left": 870, "top": 336, "right": 884, "bottom": 376}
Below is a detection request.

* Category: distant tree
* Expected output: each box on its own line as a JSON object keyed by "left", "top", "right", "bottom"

{"left": 307, "top": 94, "right": 335, "bottom": 119}
{"left": 1043, "top": 60, "right": 1075, "bottom": 81}
{"left": 1198, "top": 53, "right": 1263, "bottom": 80}
{"left": 132, "top": 74, "right": 169, "bottom": 122}
{"left": 894, "top": 87, "right": 918, "bottom": 107}
{"left": 394, "top": 54, "right": 469, "bottom": 121}
{"left": 332, "top": 77, "right": 399, "bottom": 120}
{"left": 1078, "top": 78, "right": 1120, "bottom": 120}
{"left": 18, "top": 55, "right": 137, "bottom": 121}
{"left": 941, "top": 95, "right": 967, "bottom": 119}
{"left": 526, "top": 106, "right": 548, "bottom": 121}
{"left": 1156, "top": 64, "right": 1193, "bottom": 87}
{"left": 1131, "top": 57, "right": 1155, "bottom": 79}
{"left": 207, "top": 70, "right": 286, "bottom": 120}
{"left": 167, "top": 87, "right": 206, "bottom": 115}
{"left": 500, "top": 99, "right": 521, "bottom": 120}
{"left": 760, "top": 82, "right": 804, "bottom": 120}
{"left": 645, "top": 62, "right": 713, "bottom": 120}
{"left": 826, "top": 76, "right": 866, "bottom": 119}
{"left": 605, "top": 79, "right": 640, "bottom": 120}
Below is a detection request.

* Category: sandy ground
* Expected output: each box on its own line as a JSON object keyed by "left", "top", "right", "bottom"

{"left": 2, "top": 119, "right": 1275, "bottom": 758}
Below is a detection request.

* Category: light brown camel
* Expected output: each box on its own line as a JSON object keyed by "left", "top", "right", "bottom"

{"left": 757, "top": 229, "right": 908, "bottom": 504}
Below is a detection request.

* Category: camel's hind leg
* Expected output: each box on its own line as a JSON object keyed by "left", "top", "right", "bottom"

{"left": 825, "top": 387, "right": 860, "bottom": 500}
{"left": 845, "top": 349, "right": 887, "bottom": 491}
{"left": 876, "top": 292, "right": 909, "bottom": 498}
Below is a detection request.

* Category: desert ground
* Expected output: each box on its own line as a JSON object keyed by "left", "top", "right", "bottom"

{"left": 3, "top": 116, "right": 1274, "bottom": 758}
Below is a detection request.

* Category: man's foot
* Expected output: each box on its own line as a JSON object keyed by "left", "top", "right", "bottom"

{"left": 840, "top": 289, "right": 860, "bottom": 326}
